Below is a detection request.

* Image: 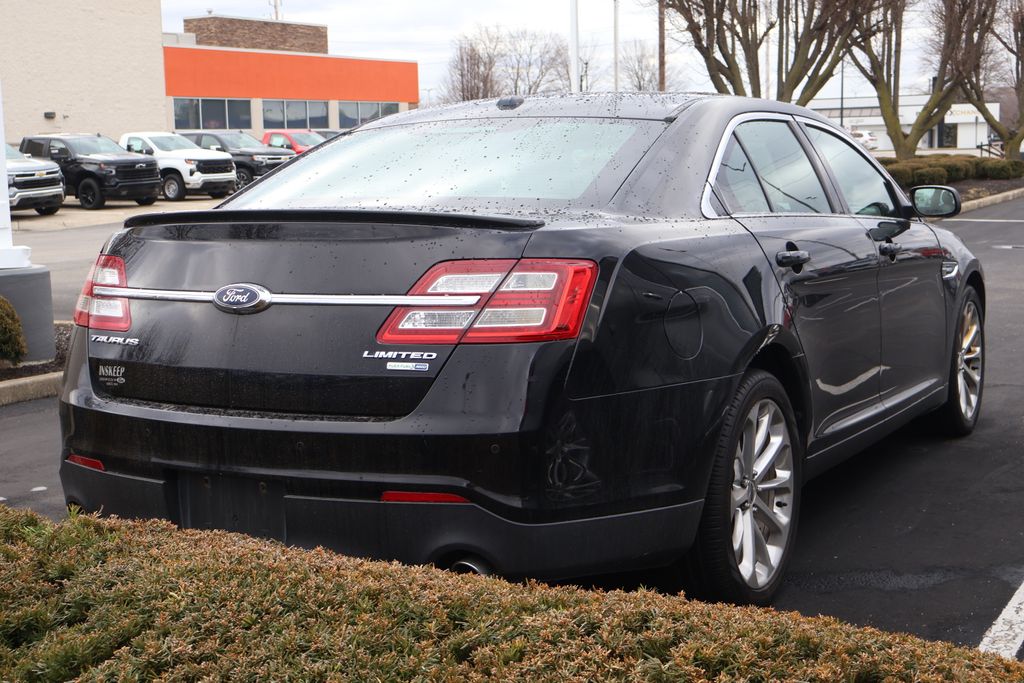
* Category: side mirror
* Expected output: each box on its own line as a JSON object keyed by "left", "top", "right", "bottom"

{"left": 911, "top": 185, "right": 961, "bottom": 218}
{"left": 142, "top": 147, "right": 154, "bottom": 155}
{"left": 50, "top": 149, "right": 69, "bottom": 161}
{"left": 211, "top": 145, "right": 223, "bottom": 151}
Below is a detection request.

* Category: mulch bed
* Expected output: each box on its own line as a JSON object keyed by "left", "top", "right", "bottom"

{"left": 0, "top": 322, "right": 72, "bottom": 383}
{"left": 952, "top": 176, "right": 1024, "bottom": 202}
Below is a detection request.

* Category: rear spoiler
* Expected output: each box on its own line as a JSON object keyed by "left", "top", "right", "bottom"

{"left": 123, "top": 209, "right": 545, "bottom": 231}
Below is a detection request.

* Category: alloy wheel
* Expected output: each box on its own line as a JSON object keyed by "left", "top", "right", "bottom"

{"left": 730, "top": 398, "right": 795, "bottom": 589}
{"left": 957, "top": 301, "right": 983, "bottom": 421}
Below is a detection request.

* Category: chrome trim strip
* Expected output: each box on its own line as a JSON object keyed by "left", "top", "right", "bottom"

{"left": 700, "top": 111, "right": 796, "bottom": 219}
{"left": 93, "top": 286, "right": 481, "bottom": 307}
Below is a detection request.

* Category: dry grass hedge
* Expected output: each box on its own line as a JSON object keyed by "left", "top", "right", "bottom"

{"left": 0, "top": 296, "right": 27, "bottom": 365}
{"left": 2, "top": 506, "right": 1023, "bottom": 682}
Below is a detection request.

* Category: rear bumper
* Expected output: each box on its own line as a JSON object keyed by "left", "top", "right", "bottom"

{"left": 59, "top": 458, "right": 701, "bottom": 579}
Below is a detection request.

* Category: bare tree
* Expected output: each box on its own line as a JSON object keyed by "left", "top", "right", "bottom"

{"left": 848, "top": 0, "right": 997, "bottom": 159}
{"left": 502, "top": 30, "right": 564, "bottom": 95}
{"left": 621, "top": 40, "right": 662, "bottom": 91}
{"left": 442, "top": 28, "right": 503, "bottom": 103}
{"left": 665, "top": 0, "right": 875, "bottom": 105}
{"left": 553, "top": 40, "right": 605, "bottom": 93}
{"left": 961, "top": 0, "right": 1024, "bottom": 158}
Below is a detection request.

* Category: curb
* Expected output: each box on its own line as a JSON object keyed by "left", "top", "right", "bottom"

{"left": 960, "top": 187, "right": 1024, "bottom": 213}
{"left": 0, "top": 372, "right": 62, "bottom": 408}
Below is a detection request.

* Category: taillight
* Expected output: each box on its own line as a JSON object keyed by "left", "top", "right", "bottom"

{"left": 67, "top": 453, "right": 105, "bottom": 471}
{"left": 73, "top": 255, "right": 131, "bottom": 331}
{"left": 380, "top": 491, "right": 470, "bottom": 503}
{"left": 377, "top": 258, "right": 597, "bottom": 344}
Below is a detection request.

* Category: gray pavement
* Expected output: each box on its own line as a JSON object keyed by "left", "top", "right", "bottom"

{"left": 2, "top": 197, "right": 1024, "bottom": 657}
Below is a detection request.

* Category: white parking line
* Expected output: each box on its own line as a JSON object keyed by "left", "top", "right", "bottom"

{"left": 979, "top": 577, "right": 1024, "bottom": 659}
{"left": 943, "top": 218, "right": 1024, "bottom": 223}
{"left": 29, "top": 486, "right": 46, "bottom": 493}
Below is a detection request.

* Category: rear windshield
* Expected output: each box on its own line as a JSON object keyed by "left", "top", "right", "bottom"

{"left": 68, "top": 137, "right": 125, "bottom": 155}
{"left": 218, "top": 133, "right": 262, "bottom": 148}
{"left": 151, "top": 135, "right": 199, "bottom": 151}
{"left": 225, "top": 117, "right": 664, "bottom": 213}
{"left": 291, "top": 132, "right": 325, "bottom": 146}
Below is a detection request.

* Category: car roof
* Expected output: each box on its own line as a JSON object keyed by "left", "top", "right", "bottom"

{"left": 123, "top": 131, "right": 181, "bottom": 137}
{"left": 27, "top": 133, "right": 106, "bottom": 139}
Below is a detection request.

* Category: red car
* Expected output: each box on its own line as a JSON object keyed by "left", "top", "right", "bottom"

{"left": 261, "top": 130, "right": 327, "bottom": 154}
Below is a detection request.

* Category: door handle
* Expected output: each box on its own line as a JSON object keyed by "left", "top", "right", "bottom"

{"left": 776, "top": 250, "right": 811, "bottom": 268}
{"left": 879, "top": 242, "right": 902, "bottom": 258}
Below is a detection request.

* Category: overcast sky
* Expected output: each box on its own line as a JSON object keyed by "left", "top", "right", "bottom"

{"left": 161, "top": 0, "right": 925, "bottom": 104}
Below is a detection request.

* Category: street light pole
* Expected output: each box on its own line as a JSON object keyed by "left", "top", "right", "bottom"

{"left": 840, "top": 57, "right": 845, "bottom": 128}
{"left": 613, "top": 0, "right": 620, "bottom": 92}
{"left": 569, "top": 0, "right": 580, "bottom": 93}
{"left": 657, "top": 0, "right": 666, "bottom": 91}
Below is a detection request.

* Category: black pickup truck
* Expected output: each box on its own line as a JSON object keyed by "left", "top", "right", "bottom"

{"left": 20, "top": 134, "right": 160, "bottom": 209}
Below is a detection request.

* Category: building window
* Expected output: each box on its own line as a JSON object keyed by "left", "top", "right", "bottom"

{"left": 338, "top": 101, "right": 401, "bottom": 129}
{"left": 339, "top": 102, "right": 360, "bottom": 128}
{"left": 939, "top": 122, "right": 958, "bottom": 148}
{"left": 308, "top": 101, "right": 329, "bottom": 128}
{"left": 262, "top": 100, "right": 330, "bottom": 129}
{"left": 174, "top": 98, "right": 251, "bottom": 130}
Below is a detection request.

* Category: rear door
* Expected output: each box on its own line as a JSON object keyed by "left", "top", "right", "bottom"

{"left": 800, "top": 122, "right": 947, "bottom": 410}
{"left": 710, "top": 116, "right": 883, "bottom": 446}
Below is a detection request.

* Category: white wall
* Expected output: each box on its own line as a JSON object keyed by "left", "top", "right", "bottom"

{"left": 0, "top": 0, "right": 168, "bottom": 144}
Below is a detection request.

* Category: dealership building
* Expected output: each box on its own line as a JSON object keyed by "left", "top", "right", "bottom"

{"left": 808, "top": 95, "right": 999, "bottom": 155}
{"left": 0, "top": 1, "right": 419, "bottom": 144}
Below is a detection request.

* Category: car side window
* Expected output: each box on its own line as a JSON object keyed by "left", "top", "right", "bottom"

{"left": 270, "top": 134, "right": 289, "bottom": 148}
{"left": 734, "top": 120, "right": 831, "bottom": 214}
{"left": 712, "top": 135, "right": 770, "bottom": 214}
{"left": 201, "top": 135, "right": 220, "bottom": 150}
{"left": 126, "top": 137, "right": 146, "bottom": 153}
{"left": 804, "top": 126, "right": 898, "bottom": 218}
{"left": 23, "top": 139, "right": 46, "bottom": 157}
{"left": 48, "top": 140, "right": 68, "bottom": 158}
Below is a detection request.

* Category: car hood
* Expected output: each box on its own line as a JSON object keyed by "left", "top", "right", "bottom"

{"left": 6, "top": 157, "right": 60, "bottom": 173}
{"left": 236, "top": 146, "right": 295, "bottom": 156}
{"left": 80, "top": 153, "right": 155, "bottom": 164}
{"left": 157, "top": 148, "right": 233, "bottom": 161}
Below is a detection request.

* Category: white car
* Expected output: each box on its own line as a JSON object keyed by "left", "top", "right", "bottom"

{"left": 849, "top": 129, "right": 879, "bottom": 151}
{"left": 119, "top": 132, "right": 236, "bottom": 201}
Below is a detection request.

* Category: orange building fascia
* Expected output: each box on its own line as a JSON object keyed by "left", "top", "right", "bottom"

{"left": 164, "top": 46, "right": 418, "bottom": 103}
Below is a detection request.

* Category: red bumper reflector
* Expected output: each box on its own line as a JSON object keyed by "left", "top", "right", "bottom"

{"left": 67, "top": 454, "right": 105, "bottom": 471}
{"left": 380, "top": 491, "right": 470, "bottom": 503}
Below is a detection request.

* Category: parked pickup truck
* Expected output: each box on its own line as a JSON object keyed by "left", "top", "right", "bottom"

{"left": 262, "top": 130, "right": 327, "bottom": 154}
{"left": 20, "top": 134, "right": 160, "bottom": 210}
{"left": 179, "top": 131, "right": 295, "bottom": 189}
{"left": 5, "top": 143, "right": 64, "bottom": 215}
{"left": 120, "top": 132, "right": 236, "bottom": 201}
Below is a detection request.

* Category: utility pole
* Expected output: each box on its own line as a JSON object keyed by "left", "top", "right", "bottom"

{"left": 657, "top": 0, "right": 666, "bottom": 91}
{"left": 613, "top": 0, "right": 620, "bottom": 92}
{"left": 269, "top": 0, "right": 282, "bottom": 20}
{"left": 569, "top": 0, "right": 580, "bottom": 93}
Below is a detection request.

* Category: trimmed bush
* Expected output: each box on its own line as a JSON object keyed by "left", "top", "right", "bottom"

{"left": 1, "top": 507, "right": 1023, "bottom": 682}
{"left": 912, "top": 166, "right": 948, "bottom": 185}
{"left": 0, "top": 296, "right": 27, "bottom": 365}
{"left": 1009, "top": 159, "right": 1024, "bottom": 177}
{"left": 979, "top": 159, "right": 1016, "bottom": 180}
{"left": 875, "top": 157, "right": 899, "bottom": 167}
{"left": 886, "top": 163, "right": 916, "bottom": 187}
{"left": 931, "top": 158, "right": 973, "bottom": 182}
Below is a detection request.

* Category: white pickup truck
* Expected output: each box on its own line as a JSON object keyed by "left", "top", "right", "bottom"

{"left": 119, "top": 132, "right": 236, "bottom": 201}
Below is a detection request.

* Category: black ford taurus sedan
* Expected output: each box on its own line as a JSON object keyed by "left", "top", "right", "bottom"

{"left": 59, "top": 94, "right": 984, "bottom": 604}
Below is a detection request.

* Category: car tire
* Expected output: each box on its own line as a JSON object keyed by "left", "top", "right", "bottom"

{"left": 135, "top": 197, "right": 157, "bottom": 206}
{"left": 932, "top": 286, "right": 984, "bottom": 436}
{"left": 162, "top": 173, "right": 186, "bottom": 201}
{"left": 77, "top": 178, "right": 105, "bottom": 210}
{"left": 236, "top": 167, "right": 254, "bottom": 189}
{"left": 683, "top": 369, "right": 802, "bottom": 605}
{"left": 34, "top": 206, "right": 60, "bottom": 215}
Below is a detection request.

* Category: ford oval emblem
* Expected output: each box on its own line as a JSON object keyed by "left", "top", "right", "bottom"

{"left": 212, "top": 283, "right": 271, "bottom": 314}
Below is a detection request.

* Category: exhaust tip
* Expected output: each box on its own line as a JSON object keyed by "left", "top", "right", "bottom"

{"left": 448, "top": 555, "right": 493, "bottom": 576}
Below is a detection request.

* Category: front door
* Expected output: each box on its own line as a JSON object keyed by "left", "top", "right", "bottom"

{"left": 712, "top": 118, "right": 883, "bottom": 448}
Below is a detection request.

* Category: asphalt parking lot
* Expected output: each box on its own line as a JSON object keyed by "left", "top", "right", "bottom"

{"left": 2, "top": 197, "right": 1023, "bottom": 659}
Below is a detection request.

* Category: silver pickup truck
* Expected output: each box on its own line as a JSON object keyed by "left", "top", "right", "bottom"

{"left": 6, "top": 142, "right": 64, "bottom": 215}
